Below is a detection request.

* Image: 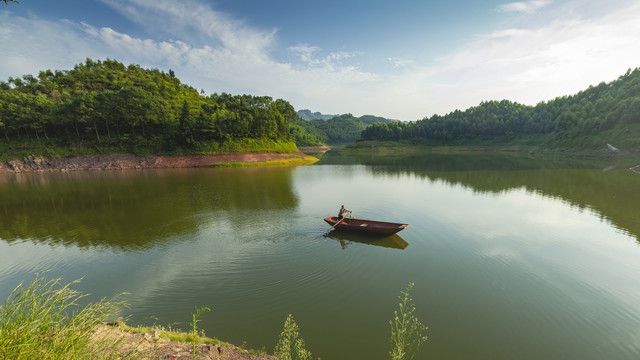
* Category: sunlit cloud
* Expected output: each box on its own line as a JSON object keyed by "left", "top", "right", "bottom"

{"left": 425, "top": 1, "right": 640, "bottom": 114}
{"left": 286, "top": 44, "right": 362, "bottom": 70}
{"left": 0, "top": 8, "right": 376, "bottom": 114}
{"left": 1, "top": 0, "right": 639, "bottom": 120}
{"left": 89, "top": 0, "right": 380, "bottom": 111}
{"left": 0, "top": 14, "right": 110, "bottom": 76}
{"left": 387, "top": 57, "right": 416, "bottom": 69}
{"left": 101, "top": 0, "right": 276, "bottom": 56}
{"left": 498, "top": 0, "right": 552, "bottom": 13}
{"left": 287, "top": 44, "right": 322, "bottom": 64}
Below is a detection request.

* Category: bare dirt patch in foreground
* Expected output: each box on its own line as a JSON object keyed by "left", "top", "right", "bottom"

{"left": 92, "top": 324, "right": 275, "bottom": 360}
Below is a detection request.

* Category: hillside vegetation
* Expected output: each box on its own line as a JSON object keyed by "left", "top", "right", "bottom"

{"left": 362, "top": 68, "right": 640, "bottom": 150}
{"left": 0, "top": 59, "right": 298, "bottom": 159}
{"left": 4, "top": 59, "right": 637, "bottom": 157}
{"left": 294, "top": 113, "right": 396, "bottom": 145}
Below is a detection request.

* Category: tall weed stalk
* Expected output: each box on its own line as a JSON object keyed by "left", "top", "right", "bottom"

{"left": 389, "top": 282, "right": 428, "bottom": 360}
{"left": 274, "top": 314, "right": 312, "bottom": 360}
{"left": 189, "top": 305, "right": 211, "bottom": 359}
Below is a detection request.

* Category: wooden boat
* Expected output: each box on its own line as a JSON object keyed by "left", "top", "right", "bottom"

{"left": 323, "top": 216, "right": 409, "bottom": 235}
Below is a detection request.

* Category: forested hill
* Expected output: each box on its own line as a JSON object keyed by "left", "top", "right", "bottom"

{"left": 0, "top": 59, "right": 298, "bottom": 157}
{"left": 362, "top": 68, "right": 640, "bottom": 149}
{"left": 292, "top": 112, "right": 397, "bottom": 145}
{"left": 297, "top": 109, "right": 337, "bottom": 121}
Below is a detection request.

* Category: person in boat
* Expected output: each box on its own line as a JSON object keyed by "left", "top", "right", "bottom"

{"left": 338, "top": 205, "right": 351, "bottom": 221}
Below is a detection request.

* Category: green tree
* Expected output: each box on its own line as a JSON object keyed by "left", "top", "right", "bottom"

{"left": 71, "top": 91, "right": 96, "bottom": 140}
{"left": 178, "top": 99, "right": 196, "bottom": 146}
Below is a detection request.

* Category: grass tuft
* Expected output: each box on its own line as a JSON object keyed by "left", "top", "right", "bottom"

{"left": 0, "top": 272, "right": 126, "bottom": 360}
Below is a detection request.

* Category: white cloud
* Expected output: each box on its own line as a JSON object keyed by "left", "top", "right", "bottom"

{"left": 422, "top": 1, "right": 640, "bottom": 114}
{"left": 1, "top": 0, "right": 639, "bottom": 121}
{"left": 286, "top": 44, "right": 361, "bottom": 70}
{"left": 498, "top": 1, "right": 552, "bottom": 13}
{"left": 0, "top": 15, "right": 109, "bottom": 77}
{"left": 387, "top": 57, "right": 416, "bottom": 69}
{"left": 78, "top": 15, "right": 376, "bottom": 111}
{"left": 101, "top": 0, "right": 276, "bottom": 57}
{"left": 287, "top": 44, "right": 322, "bottom": 64}
{"left": 0, "top": 8, "right": 376, "bottom": 115}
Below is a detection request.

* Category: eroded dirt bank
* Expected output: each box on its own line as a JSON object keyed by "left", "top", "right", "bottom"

{"left": 0, "top": 152, "right": 306, "bottom": 174}
{"left": 92, "top": 324, "right": 275, "bottom": 360}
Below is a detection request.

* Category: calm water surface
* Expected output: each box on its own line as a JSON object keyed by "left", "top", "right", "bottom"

{"left": 1, "top": 153, "right": 639, "bottom": 359}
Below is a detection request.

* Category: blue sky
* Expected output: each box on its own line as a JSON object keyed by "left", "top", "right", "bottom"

{"left": 1, "top": 0, "right": 639, "bottom": 120}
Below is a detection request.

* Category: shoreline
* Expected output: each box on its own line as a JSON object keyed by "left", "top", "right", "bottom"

{"left": 0, "top": 152, "right": 313, "bottom": 174}
{"left": 93, "top": 322, "right": 275, "bottom": 360}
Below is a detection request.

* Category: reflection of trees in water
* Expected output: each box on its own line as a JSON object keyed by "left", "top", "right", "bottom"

{"left": 354, "top": 153, "right": 640, "bottom": 242}
{"left": 0, "top": 168, "right": 298, "bottom": 251}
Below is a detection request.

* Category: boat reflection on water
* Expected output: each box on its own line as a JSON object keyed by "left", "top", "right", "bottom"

{"left": 324, "top": 230, "right": 409, "bottom": 250}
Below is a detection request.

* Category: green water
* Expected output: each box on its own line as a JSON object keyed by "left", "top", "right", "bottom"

{"left": 1, "top": 153, "right": 639, "bottom": 359}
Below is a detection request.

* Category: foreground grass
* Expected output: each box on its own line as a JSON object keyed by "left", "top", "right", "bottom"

{"left": 2, "top": 273, "right": 428, "bottom": 359}
{"left": 114, "top": 322, "right": 228, "bottom": 348}
{"left": 0, "top": 272, "right": 125, "bottom": 360}
{"left": 0, "top": 274, "right": 266, "bottom": 359}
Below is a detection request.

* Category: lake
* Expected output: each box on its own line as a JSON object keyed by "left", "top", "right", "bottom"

{"left": 1, "top": 151, "right": 639, "bottom": 359}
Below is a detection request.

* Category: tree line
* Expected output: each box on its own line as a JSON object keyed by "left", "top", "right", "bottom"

{"left": 0, "top": 59, "right": 297, "bottom": 154}
{"left": 294, "top": 113, "right": 395, "bottom": 145}
{"left": 362, "top": 68, "right": 640, "bottom": 149}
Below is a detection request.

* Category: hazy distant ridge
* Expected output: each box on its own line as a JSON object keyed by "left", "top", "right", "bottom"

{"left": 297, "top": 109, "right": 337, "bottom": 121}
{"left": 293, "top": 111, "right": 397, "bottom": 145}
{"left": 297, "top": 109, "right": 398, "bottom": 124}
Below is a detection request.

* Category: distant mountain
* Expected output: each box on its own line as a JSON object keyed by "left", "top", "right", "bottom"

{"left": 297, "top": 109, "right": 337, "bottom": 121}
{"left": 293, "top": 113, "right": 400, "bottom": 145}
{"left": 291, "top": 109, "right": 401, "bottom": 145}
{"left": 297, "top": 109, "right": 398, "bottom": 124}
